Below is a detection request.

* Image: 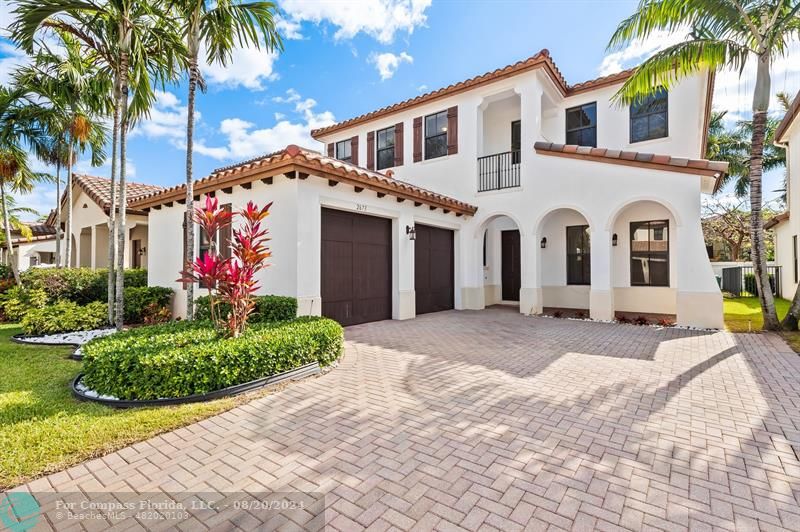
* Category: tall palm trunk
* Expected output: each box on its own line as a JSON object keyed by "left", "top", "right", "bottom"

{"left": 185, "top": 53, "right": 198, "bottom": 321}
{"left": 1, "top": 180, "right": 20, "bottom": 284}
{"left": 107, "top": 75, "right": 121, "bottom": 326}
{"left": 65, "top": 137, "right": 73, "bottom": 268}
{"left": 750, "top": 52, "right": 780, "bottom": 330}
{"left": 55, "top": 158, "right": 61, "bottom": 268}
{"left": 114, "top": 53, "right": 129, "bottom": 331}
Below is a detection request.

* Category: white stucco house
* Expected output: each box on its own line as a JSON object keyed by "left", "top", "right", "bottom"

{"left": 767, "top": 90, "right": 800, "bottom": 300}
{"left": 3, "top": 223, "right": 57, "bottom": 272}
{"left": 48, "top": 174, "right": 163, "bottom": 269}
{"left": 134, "top": 49, "right": 727, "bottom": 328}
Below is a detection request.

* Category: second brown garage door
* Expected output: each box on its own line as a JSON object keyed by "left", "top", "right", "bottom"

{"left": 415, "top": 224, "right": 454, "bottom": 315}
{"left": 321, "top": 208, "right": 392, "bottom": 326}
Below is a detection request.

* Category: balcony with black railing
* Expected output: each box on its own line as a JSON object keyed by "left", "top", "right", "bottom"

{"left": 478, "top": 150, "right": 521, "bottom": 192}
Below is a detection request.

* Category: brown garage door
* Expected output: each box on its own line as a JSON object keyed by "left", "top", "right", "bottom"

{"left": 415, "top": 224, "right": 454, "bottom": 315}
{"left": 321, "top": 208, "right": 392, "bottom": 326}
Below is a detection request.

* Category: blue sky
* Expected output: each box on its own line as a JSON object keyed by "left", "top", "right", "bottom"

{"left": 0, "top": 0, "right": 799, "bottom": 219}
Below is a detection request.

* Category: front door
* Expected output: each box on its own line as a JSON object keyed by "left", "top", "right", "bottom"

{"left": 501, "top": 229, "right": 520, "bottom": 301}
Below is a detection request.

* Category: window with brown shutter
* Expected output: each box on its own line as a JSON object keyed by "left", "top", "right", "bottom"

{"left": 394, "top": 122, "right": 404, "bottom": 166}
{"left": 366, "top": 131, "right": 375, "bottom": 170}
{"left": 447, "top": 106, "right": 458, "bottom": 155}
{"left": 413, "top": 117, "right": 422, "bottom": 162}
{"left": 350, "top": 135, "right": 359, "bottom": 166}
{"left": 327, "top": 143, "right": 334, "bottom": 157}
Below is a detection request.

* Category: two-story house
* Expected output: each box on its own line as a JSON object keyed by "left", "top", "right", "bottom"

{"left": 135, "top": 49, "right": 727, "bottom": 328}
{"left": 767, "top": 90, "right": 800, "bottom": 300}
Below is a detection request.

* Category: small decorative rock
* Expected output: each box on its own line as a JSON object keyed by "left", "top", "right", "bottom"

{"left": 18, "top": 328, "right": 116, "bottom": 346}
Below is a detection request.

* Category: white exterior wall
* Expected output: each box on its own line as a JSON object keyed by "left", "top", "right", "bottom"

{"left": 12, "top": 239, "right": 57, "bottom": 271}
{"left": 773, "top": 118, "right": 800, "bottom": 299}
{"left": 143, "top": 67, "right": 721, "bottom": 328}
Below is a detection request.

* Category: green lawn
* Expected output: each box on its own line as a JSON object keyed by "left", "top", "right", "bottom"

{"left": 723, "top": 296, "right": 800, "bottom": 352}
{"left": 0, "top": 324, "right": 255, "bottom": 489}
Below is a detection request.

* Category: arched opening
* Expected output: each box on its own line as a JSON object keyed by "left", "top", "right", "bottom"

{"left": 609, "top": 200, "right": 677, "bottom": 320}
{"left": 536, "top": 208, "right": 592, "bottom": 315}
{"left": 478, "top": 214, "right": 523, "bottom": 307}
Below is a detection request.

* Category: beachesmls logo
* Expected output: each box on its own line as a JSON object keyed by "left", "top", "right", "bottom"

{"left": 0, "top": 492, "right": 40, "bottom": 531}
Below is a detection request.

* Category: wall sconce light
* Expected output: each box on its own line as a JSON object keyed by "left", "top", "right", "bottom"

{"left": 406, "top": 225, "right": 416, "bottom": 241}
{"left": 612, "top": 233, "right": 618, "bottom": 246}
{"left": 540, "top": 237, "right": 547, "bottom": 249}
{"left": 138, "top": 247, "right": 147, "bottom": 256}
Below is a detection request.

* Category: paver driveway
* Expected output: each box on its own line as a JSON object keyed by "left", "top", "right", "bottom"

{"left": 15, "top": 308, "right": 800, "bottom": 531}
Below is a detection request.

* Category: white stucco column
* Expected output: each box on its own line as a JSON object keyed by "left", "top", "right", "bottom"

{"left": 675, "top": 221, "right": 724, "bottom": 328}
{"left": 395, "top": 213, "right": 415, "bottom": 320}
{"left": 520, "top": 230, "right": 541, "bottom": 315}
{"left": 459, "top": 225, "right": 485, "bottom": 310}
{"left": 295, "top": 186, "right": 320, "bottom": 317}
{"left": 589, "top": 229, "right": 614, "bottom": 321}
{"left": 90, "top": 225, "right": 97, "bottom": 269}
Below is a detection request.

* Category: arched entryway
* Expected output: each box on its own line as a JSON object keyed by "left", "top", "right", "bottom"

{"left": 535, "top": 207, "right": 592, "bottom": 316}
{"left": 608, "top": 199, "right": 678, "bottom": 320}
{"left": 476, "top": 214, "right": 523, "bottom": 307}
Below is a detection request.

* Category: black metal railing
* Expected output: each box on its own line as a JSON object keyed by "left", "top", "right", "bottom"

{"left": 478, "top": 150, "right": 521, "bottom": 192}
{"left": 721, "top": 265, "right": 781, "bottom": 297}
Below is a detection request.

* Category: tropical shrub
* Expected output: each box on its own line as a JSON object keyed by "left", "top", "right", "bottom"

{"left": 22, "top": 301, "right": 107, "bottom": 335}
{"left": 743, "top": 273, "right": 775, "bottom": 296}
{"left": 82, "top": 317, "right": 343, "bottom": 400}
{"left": 195, "top": 295, "right": 296, "bottom": 323}
{"left": 179, "top": 197, "right": 272, "bottom": 337}
{"left": 123, "top": 286, "right": 173, "bottom": 323}
{"left": 143, "top": 303, "right": 172, "bottom": 324}
{"left": 0, "top": 286, "right": 48, "bottom": 322}
{"left": 21, "top": 268, "right": 147, "bottom": 304}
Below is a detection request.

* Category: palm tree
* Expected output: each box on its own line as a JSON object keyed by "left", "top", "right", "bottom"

{"left": 12, "top": 0, "right": 183, "bottom": 329}
{"left": 608, "top": 0, "right": 800, "bottom": 331}
{"left": 173, "top": 0, "right": 282, "bottom": 320}
{"left": 0, "top": 194, "right": 40, "bottom": 251}
{"left": 17, "top": 40, "right": 109, "bottom": 273}
{"left": 707, "top": 111, "right": 786, "bottom": 197}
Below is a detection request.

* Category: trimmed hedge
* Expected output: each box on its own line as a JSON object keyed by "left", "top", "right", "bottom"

{"left": 22, "top": 301, "right": 108, "bottom": 335}
{"left": 743, "top": 272, "right": 775, "bottom": 296}
{"left": 123, "top": 286, "right": 173, "bottom": 323}
{"left": 21, "top": 268, "right": 147, "bottom": 305}
{"left": 82, "top": 317, "right": 343, "bottom": 400}
{"left": 194, "top": 295, "right": 297, "bottom": 323}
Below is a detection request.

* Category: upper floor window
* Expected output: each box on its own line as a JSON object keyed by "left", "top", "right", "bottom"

{"left": 630, "top": 88, "right": 668, "bottom": 143}
{"left": 376, "top": 126, "right": 395, "bottom": 170}
{"left": 630, "top": 220, "right": 669, "bottom": 287}
{"left": 425, "top": 111, "right": 448, "bottom": 160}
{"left": 566, "top": 102, "right": 597, "bottom": 147}
{"left": 335, "top": 139, "right": 352, "bottom": 163}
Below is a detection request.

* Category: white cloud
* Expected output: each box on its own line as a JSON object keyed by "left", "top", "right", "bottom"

{"left": 200, "top": 43, "right": 279, "bottom": 91}
{"left": 275, "top": 15, "right": 304, "bottom": 40}
{"left": 0, "top": 41, "right": 28, "bottom": 85}
{"left": 272, "top": 88, "right": 301, "bottom": 103}
{"left": 369, "top": 51, "right": 413, "bottom": 80}
{"left": 279, "top": 0, "right": 431, "bottom": 44}
{"left": 131, "top": 90, "right": 190, "bottom": 142}
{"left": 196, "top": 90, "right": 335, "bottom": 161}
{"left": 598, "top": 29, "right": 689, "bottom": 77}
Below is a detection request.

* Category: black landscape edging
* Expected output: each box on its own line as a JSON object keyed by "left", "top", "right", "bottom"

{"left": 71, "top": 361, "right": 321, "bottom": 408}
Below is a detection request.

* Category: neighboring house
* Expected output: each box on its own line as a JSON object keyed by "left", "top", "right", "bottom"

{"left": 48, "top": 174, "right": 164, "bottom": 269}
{"left": 2, "top": 223, "right": 57, "bottom": 272}
{"left": 135, "top": 49, "right": 727, "bottom": 328}
{"left": 767, "top": 90, "right": 800, "bottom": 299}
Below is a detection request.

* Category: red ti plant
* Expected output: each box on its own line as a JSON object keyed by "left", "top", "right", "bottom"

{"left": 178, "top": 196, "right": 272, "bottom": 337}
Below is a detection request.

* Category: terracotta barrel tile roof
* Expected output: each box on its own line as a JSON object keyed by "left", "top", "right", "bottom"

{"left": 129, "top": 145, "right": 477, "bottom": 217}
{"left": 534, "top": 142, "right": 729, "bottom": 192}
{"left": 765, "top": 211, "right": 789, "bottom": 230}
{"left": 310, "top": 50, "right": 638, "bottom": 139}
{"left": 776, "top": 90, "right": 800, "bottom": 143}
{"left": 8, "top": 223, "right": 57, "bottom": 244}
{"left": 72, "top": 174, "right": 165, "bottom": 214}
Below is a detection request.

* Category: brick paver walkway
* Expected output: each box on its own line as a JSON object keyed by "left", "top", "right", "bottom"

{"left": 13, "top": 308, "right": 800, "bottom": 531}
